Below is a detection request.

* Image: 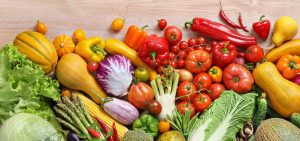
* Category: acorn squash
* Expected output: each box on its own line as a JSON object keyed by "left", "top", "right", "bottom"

{"left": 13, "top": 31, "right": 58, "bottom": 74}
{"left": 252, "top": 62, "right": 300, "bottom": 118}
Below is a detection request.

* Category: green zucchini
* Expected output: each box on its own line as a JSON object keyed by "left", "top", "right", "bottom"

{"left": 266, "top": 106, "right": 282, "bottom": 118}
{"left": 290, "top": 113, "right": 300, "bottom": 128}
{"left": 253, "top": 93, "right": 267, "bottom": 130}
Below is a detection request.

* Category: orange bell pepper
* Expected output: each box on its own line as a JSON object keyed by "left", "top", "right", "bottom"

{"left": 276, "top": 54, "right": 300, "bottom": 80}
{"left": 124, "top": 25, "right": 148, "bottom": 51}
{"left": 208, "top": 66, "right": 222, "bottom": 83}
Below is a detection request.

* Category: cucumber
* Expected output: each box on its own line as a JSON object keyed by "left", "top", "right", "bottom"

{"left": 266, "top": 106, "right": 282, "bottom": 118}
{"left": 290, "top": 113, "right": 300, "bottom": 128}
{"left": 253, "top": 93, "right": 267, "bottom": 130}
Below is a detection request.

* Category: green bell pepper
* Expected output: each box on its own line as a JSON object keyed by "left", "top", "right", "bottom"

{"left": 132, "top": 113, "right": 159, "bottom": 137}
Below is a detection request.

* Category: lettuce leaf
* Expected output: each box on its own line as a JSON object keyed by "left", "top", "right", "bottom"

{"left": 188, "top": 90, "right": 257, "bottom": 141}
{"left": 0, "top": 44, "right": 60, "bottom": 124}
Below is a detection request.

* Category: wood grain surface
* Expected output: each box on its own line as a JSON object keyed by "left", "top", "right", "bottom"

{"left": 0, "top": 0, "right": 300, "bottom": 47}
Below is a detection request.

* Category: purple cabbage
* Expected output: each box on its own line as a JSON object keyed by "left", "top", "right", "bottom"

{"left": 97, "top": 55, "right": 134, "bottom": 97}
{"left": 103, "top": 98, "right": 139, "bottom": 125}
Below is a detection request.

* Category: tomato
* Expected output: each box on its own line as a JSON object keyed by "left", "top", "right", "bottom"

{"left": 128, "top": 82, "right": 154, "bottom": 109}
{"left": 197, "top": 36, "right": 206, "bottom": 45}
{"left": 156, "top": 65, "right": 164, "bottom": 74}
{"left": 61, "top": 88, "right": 71, "bottom": 98}
{"left": 204, "top": 45, "right": 212, "bottom": 53}
{"left": 188, "top": 37, "right": 198, "bottom": 47}
{"left": 185, "top": 50, "right": 212, "bottom": 73}
{"left": 168, "top": 52, "right": 176, "bottom": 60}
{"left": 223, "top": 64, "right": 254, "bottom": 94}
{"left": 161, "top": 59, "right": 169, "bottom": 66}
{"left": 164, "top": 26, "right": 182, "bottom": 45}
{"left": 237, "top": 52, "right": 246, "bottom": 58}
{"left": 177, "top": 82, "right": 197, "bottom": 101}
{"left": 186, "top": 47, "right": 194, "bottom": 54}
{"left": 171, "top": 45, "right": 180, "bottom": 54}
{"left": 147, "top": 100, "right": 162, "bottom": 115}
{"left": 134, "top": 67, "right": 150, "bottom": 83}
{"left": 179, "top": 41, "right": 189, "bottom": 50}
{"left": 87, "top": 62, "right": 99, "bottom": 72}
{"left": 192, "top": 94, "right": 211, "bottom": 113}
{"left": 36, "top": 20, "right": 47, "bottom": 34}
{"left": 169, "top": 60, "right": 177, "bottom": 69}
{"left": 159, "top": 119, "right": 170, "bottom": 133}
{"left": 194, "top": 45, "right": 204, "bottom": 51}
{"left": 209, "top": 83, "right": 225, "bottom": 101}
{"left": 245, "top": 45, "right": 264, "bottom": 63}
{"left": 111, "top": 17, "right": 125, "bottom": 32}
{"left": 72, "top": 29, "right": 86, "bottom": 45}
{"left": 193, "top": 73, "right": 212, "bottom": 91}
{"left": 176, "top": 101, "right": 196, "bottom": 118}
{"left": 177, "top": 59, "right": 185, "bottom": 69}
{"left": 178, "top": 50, "right": 187, "bottom": 59}
{"left": 157, "top": 19, "right": 167, "bottom": 30}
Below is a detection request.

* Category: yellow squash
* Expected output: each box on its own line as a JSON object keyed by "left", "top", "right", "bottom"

{"left": 13, "top": 31, "right": 58, "bottom": 74}
{"left": 53, "top": 35, "right": 75, "bottom": 57}
{"left": 105, "top": 39, "right": 157, "bottom": 80}
{"left": 272, "top": 16, "right": 298, "bottom": 46}
{"left": 56, "top": 53, "right": 106, "bottom": 104}
{"left": 265, "top": 38, "right": 300, "bottom": 62}
{"left": 253, "top": 62, "right": 300, "bottom": 118}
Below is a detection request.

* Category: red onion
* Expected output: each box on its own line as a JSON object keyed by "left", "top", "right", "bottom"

{"left": 292, "top": 74, "right": 300, "bottom": 85}
{"left": 234, "top": 57, "right": 246, "bottom": 65}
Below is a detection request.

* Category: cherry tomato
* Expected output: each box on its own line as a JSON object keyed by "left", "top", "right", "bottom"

{"left": 245, "top": 45, "right": 264, "bottom": 63}
{"left": 211, "top": 41, "right": 218, "bottom": 47}
{"left": 171, "top": 45, "right": 180, "bottom": 54}
{"left": 237, "top": 52, "right": 246, "bottom": 58}
{"left": 87, "top": 62, "right": 99, "bottom": 72}
{"left": 147, "top": 100, "right": 162, "bottom": 115}
{"left": 204, "top": 45, "right": 212, "bottom": 53}
{"left": 197, "top": 36, "right": 206, "bottom": 45}
{"left": 194, "top": 45, "right": 204, "bottom": 50}
{"left": 161, "top": 59, "right": 169, "bottom": 66}
{"left": 169, "top": 60, "right": 177, "bottom": 69}
{"left": 178, "top": 50, "right": 187, "bottom": 60}
{"left": 176, "top": 101, "right": 196, "bottom": 118}
{"left": 188, "top": 37, "right": 198, "bottom": 47}
{"left": 156, "top": 65, "right": 164, "bottom": 74}
{"left": 177, "top": 59, "right": 185, "bottom": 69}
{"left": 159, "top": 119, "right": 170, "bottom": 133}
{"left": 72, "top": 29, "right": 86, "bottom": 44}
{"left": 111, "top": 17, "right": 125, "bottom": 32}
{"left": 164, "top": 25, "right": 182, "bottom": 45}
{"left": 36, "top": 20, "right": 47, "bottom": 34}
{"left": 193, "top": 73, "right": 212, "bottom": 91}
{"left": 177, "top": 82, "right": 197, "bottom": 101}
{"left": 209, "top": 83, "right": 225, "bottom": 101}
{"left": 192, "top": 94, "right": 211, "bottom": 113}
{"left": 168, "top": 52, "right": 176, "bottom": 60}
{"left": 179, "top": 41, "right": 189, "bottom": 50}
{"left": 157, "top": 19, "right": 167, "bottom": 30}
{"left": 186, "top": 47, "right": 194, "bottom": 55}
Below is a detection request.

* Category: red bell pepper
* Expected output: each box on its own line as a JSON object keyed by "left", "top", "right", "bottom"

{"left": 252, "top": 15, "right": 271, "bottom": 40}
{"left": 212, "top": 41, "right": 237, "bottom": 68}
{"left": 138, "top": 34, "right": 169, "bottom": 67}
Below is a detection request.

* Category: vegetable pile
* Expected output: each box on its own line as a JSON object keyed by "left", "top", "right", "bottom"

{"left": 1, "top": 3, "right": 300, "bottom": 141}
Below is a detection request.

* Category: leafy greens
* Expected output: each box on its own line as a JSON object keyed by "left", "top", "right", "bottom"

{"left": 0, "top": 44, "right": 60, "bottom": 124}
{"left": 188, "top": 90, "right": 257, "bottom": 141}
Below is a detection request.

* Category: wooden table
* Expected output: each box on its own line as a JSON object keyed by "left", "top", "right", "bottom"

{"left": 0, "top": 0, "right": 300, "bottom": 47}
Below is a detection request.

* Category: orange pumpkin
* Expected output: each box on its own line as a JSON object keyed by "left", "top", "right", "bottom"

{"left": 53, "top": 35, "right": 75, "bottom": 57}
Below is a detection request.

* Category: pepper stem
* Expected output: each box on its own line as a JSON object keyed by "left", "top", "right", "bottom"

{"left": 141, "top": 25, "right": 149, "bottom": 30}
{"left": 209, "top": 68, "right": 217, "bottom": 74}
{"left": 259, "top": 15, "right": 265, "bottom": 22}
{"left": 221, "top": 41, "right": 230, "bottom": 54}
{"left": 289, "top": 61, "right": 298, "bottom": 70}
{"left": 91, "top": 45, "right": 107, "bottom": 56}
{"left": 185, "top": 21, "right": 193, "bottom": 29}
{"left": 150, "top": 51, "right": 158, "bottom": 65}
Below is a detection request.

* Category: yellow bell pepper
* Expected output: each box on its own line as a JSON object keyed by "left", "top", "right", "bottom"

{"left": 75, "top": 36, "right": 106, "bottom": 63}
{"left": 208, "top": 66, "right": 222, "bottom": 83}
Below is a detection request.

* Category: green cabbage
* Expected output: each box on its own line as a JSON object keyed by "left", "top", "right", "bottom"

{"left": 0, "top": 44, "right": 60, "bottom": 123}
{"left": 188, "top": 91, "right": 257, "bottom": 141}
{"left": 0, "top": 113, "right": 62, "bottom": 141}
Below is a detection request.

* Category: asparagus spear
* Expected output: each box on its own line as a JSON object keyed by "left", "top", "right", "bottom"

{"left": 56, "top": 117, "right": 81, "bottom": 135}
{"left": 76, "top": 95, "right": 94, "bottom": 124}
{"left": 54, "top": 106, "right": 76, "bottom": 126}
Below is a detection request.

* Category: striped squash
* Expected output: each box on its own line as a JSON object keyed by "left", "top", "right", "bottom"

{"left": 75, "top": 92, "right": 128, "bottom": 139}
{"left": 13, "top": 31, "right": 58, "bottom": 74}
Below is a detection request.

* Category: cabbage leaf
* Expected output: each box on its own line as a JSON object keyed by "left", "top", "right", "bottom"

{"left": 0, "top": 44, "right": 60, "bottom": 124}
{"left": 188, "top": 90, "right": 257, "bottom": 141}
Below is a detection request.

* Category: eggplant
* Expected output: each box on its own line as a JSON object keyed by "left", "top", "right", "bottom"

{"left": 67, "top": 132, "right": 80, "bottom": 141}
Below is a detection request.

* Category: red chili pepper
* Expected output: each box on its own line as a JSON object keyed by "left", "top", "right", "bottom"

{"left": 219, "top": 1, "right": 245, "bottom": 29}
{"left": 138, "top": 34, "right": 169, "bottom": 67}
{"left": 212, "top": 41, "right": 237, "bottom": 68}
{"left": 185, "top": 18, "right": 257, "bottom": 48}
{"left": 238, "top": 13, "right": 249, "bottom": 32}
{"left": 112, "top": 122, "right": 119, "bottom": 141}
{"left": 252, "top": 15, "right": 271, "bottom": 40}
{"left": 94, "top": 116, "right": 114, "bottom": 141}
{"left": 87, "top": 128, "right": 101, "bottom": 138}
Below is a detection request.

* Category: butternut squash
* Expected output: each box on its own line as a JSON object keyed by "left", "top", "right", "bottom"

{"left": 56, "top": 53, "right": 106, "bottom": 104}
{"left": 252, "top": 62, "right": 300, "bottom": 118}
{"left": 13, "top": 31, "right": 58, "bottom": 74}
